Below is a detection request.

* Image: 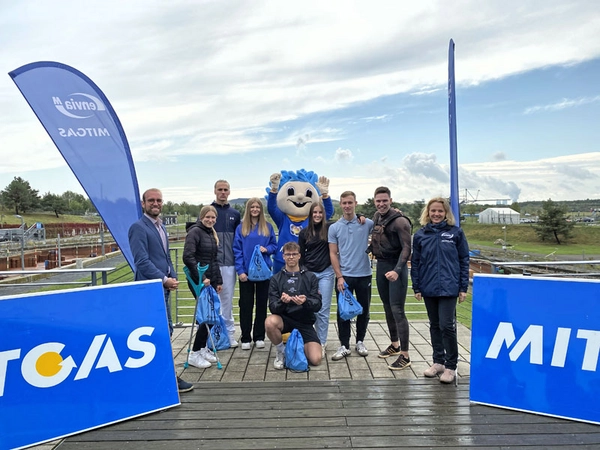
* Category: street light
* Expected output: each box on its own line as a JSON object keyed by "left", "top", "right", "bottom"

{"left": 502, "top": 225, "right": 507, "bottom": 251}
{"left": 15, "top": 215, "right": 25, "bottom": 270}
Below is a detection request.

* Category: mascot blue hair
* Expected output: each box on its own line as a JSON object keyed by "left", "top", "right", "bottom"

{"left": 267, "top": 169, "right": 334, "bottom": 273}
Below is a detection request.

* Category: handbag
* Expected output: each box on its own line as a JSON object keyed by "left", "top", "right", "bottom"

{"left": 196, "top": 285, "right": 221, "bottom": 325}
{"left": 284, "top": 329, "right": 309, "bottom": 372}
{"left": 337, "top": 283, "right": 363, "bottom": 321}
{"left": 248, "top": 245, "right": 272, "bottom": 281}
{"left": 208, "top": 315, "right": 230, "bottom": 351}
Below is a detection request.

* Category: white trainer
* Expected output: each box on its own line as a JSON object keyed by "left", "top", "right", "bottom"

{"left": 255, "top": 340, "right": 265, "bottom": 349}
{"left": 200, "top": 347, "right": 217, "bottom": 363}
{"left": 188, "top": 350, "right": 211, "bottom": 369}
{"left": 274, "top": 351, "right": 285, "bottom": 370}
{"left": 241, "top": 342, "right": 252, "bottom": 350}
{"left": 332, "top": 345, "right": 351, "bottom": 361}
{"left": 229, "top": 338, "right": 239, "bottom": 348}
{"left": 355, "top": 341, "right": 368, "bottom": 357}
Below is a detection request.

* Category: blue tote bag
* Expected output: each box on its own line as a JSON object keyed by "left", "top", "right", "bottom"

{"left": 248, "top": 245, "right": 272, "bottom": 281}
{"left": 337, "top": 283, "right": 363, "bottom": 321}
{"left": 197, "top": 285, "right": 221, "bottom": 325}
{"left": 284, "top": 329, "right": 309, "bottom": 372}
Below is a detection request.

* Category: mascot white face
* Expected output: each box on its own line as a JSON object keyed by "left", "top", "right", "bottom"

{"left": 276, "top": 180, "right": 319, "bottom": 219}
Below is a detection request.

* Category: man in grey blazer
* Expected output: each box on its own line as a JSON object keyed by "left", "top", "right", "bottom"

{"left": 128, "top": 188, "right": 193, "bottom": 393}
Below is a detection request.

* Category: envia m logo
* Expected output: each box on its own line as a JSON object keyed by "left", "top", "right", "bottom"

{"left": 485, "top": 322, "right": 600, "bottom": 371}
{"left": 53, "top": 92, "right": 106, "bottom": 118}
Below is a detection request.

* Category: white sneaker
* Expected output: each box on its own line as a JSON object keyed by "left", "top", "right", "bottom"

{"left": 229, "top": 338, "right": 239, "bottom": 348}
{"left": 241, "top": 342, "right": 252, "bottom": 350}
{"left": 274, "top": 351, "right": 285, "bottom": 370}
{"left": 255, "top": 340, "right": 265, "bottom": 349}
{"left": 200, "top": 347, "right": 217, "bottom": 363}
{"left": 188, "top": 350, "right": 211, "bottom": 369}
{"left": 321, "top": 345, "right": 326, "bottom": 359}
{"left": 332, "top": 345, "right": 351, "bottom": 361}
{"left": 355, "top": 341, "right": 368, "bottom": 357}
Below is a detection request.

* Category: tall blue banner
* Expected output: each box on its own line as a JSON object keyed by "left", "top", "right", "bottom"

{"left": 471, "top": 274, "right": 600, "bottom": 424}
{"left": 9, "top": 62, "right": 141, "bottom": 270}
{"left": 0, "top": 280, "right": 180, "bottom": 449}
{"left": 448, "top": 39, "right": 460, "bottom": 225}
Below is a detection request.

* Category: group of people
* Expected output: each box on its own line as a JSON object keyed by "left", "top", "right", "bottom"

{"left": 128, "top": 177, "right": 470, "bottom": 393}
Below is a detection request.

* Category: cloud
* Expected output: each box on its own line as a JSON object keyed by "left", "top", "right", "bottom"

{"left": 492, "top": 152, "right": 507, "bottom": 162}
{"left": 334, "top": 148, "right": 354, "bottom": 163}
{"left": 524, "top": 95, "right": 600, "bottom": 114}
{"left": 403, "top": 153, "right": 449, "bottom": 183}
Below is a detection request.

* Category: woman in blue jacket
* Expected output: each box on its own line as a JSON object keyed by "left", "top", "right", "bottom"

{"left": 411, "top": 197, "right": 469, "bottom": 384}
{"left": 233, "top": 198, "right": 277, "bottom": 350}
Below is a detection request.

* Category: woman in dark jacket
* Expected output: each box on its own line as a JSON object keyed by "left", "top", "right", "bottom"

{"left": 411, "top": 197, "right": 469, "bottom": 384}
{"left": 183, "top": 205, "right": 223, "bottom": 369}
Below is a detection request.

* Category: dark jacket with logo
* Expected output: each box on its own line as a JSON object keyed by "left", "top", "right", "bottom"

{"left": 268, "top": 269, "right": 322, "bottom": 324}
{"left": 211, "top": 202, "right": 241, "bottom": 267}
{"left": 410, "top": 221, "right": 469, "bottom": 298}
{"left": 183, "top": 222, "right": 223, "bottom": 287}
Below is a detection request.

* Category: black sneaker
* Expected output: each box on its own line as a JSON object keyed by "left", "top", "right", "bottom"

{"left": 378, "top": 344, "right": 401, "bottom": 359}
{"left": 177, "top": 376, "right": 194, "bottom": 393}
{"left": 388, "top": 354, "right": 411, "bottom": 371}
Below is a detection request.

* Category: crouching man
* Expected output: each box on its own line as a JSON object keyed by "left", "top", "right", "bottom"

{"left": 265, "top": 242, "right": 323, "bottom": 369}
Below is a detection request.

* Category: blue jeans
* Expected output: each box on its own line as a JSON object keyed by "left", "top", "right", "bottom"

{"left": 164, "top": 289, "right": 173, "bottom": 337}
{"left": 313, "top": 266, "right": 335, "bottom": 345}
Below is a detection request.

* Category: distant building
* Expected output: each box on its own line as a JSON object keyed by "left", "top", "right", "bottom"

{"left": 478, "top": 207, "right": 520, "bottom": 225}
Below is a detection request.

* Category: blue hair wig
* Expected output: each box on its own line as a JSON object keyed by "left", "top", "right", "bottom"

{"left": 266, "top": 169, "right": 321, "bottom": 196}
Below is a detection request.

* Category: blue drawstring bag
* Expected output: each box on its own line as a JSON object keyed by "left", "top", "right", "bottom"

{"left": 197, "top": 285, "right": 221, "bottom": 325}
{"left": 208, "top": 315, "right": 230, "bottom": 351}
{"left": 248, "top": 245, "right": 272, "bottom": 281}
{"left": 337, "top": 283, "right": 363, "bottom": 321}
{"left": 284, "top": 329, "right": 309, "bottom": 372}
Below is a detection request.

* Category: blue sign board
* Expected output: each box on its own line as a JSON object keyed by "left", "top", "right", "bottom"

{"left": 471, "top": 274, "right": 600, "bottom": 424}
{"left": 0, "top": 280, "right": 180, "bottom": 449}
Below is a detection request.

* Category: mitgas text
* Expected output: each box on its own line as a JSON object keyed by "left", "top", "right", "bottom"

{"left": 58, "top": 127, "right": 110, "bottom": 137}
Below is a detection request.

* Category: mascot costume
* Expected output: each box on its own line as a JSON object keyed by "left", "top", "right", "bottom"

{"left": 267, "top": 169, "right": 334, "bottom": 273}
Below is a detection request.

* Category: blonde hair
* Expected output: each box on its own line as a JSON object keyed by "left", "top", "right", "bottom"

{"left": 419, "top": 197, "right": 456, "bottom": 226}
{"left": 199, "top": 205, "right": 219, "bottom": 245}
{"left": 241, "top": 198, "right": 270, "bottom": 237}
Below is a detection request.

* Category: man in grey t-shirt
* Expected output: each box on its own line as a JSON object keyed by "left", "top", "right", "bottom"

{"left": 328, "top": 191, "right": 374, "bottom": 361}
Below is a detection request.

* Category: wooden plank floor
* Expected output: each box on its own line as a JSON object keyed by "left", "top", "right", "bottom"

{"left": 30, "top": 322, "right": 600, "bottom": 449}
{"left": 54, "top": 378, "right": 600, "bottom": 449}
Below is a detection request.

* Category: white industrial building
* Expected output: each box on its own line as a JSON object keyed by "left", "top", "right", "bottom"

{"left": 478, "top": 207, "right": 520, "bottom": 225}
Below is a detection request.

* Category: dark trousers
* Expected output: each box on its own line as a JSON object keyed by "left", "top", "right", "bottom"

{"left": 336, "top": 275, "right": 371, "bottom": 349}
{"left": 238, "top": 279, "right": 270, "bottom": 343}
{"left": 164, "top": 289, "right": 173, "bottom": 337}
{"left": 376, "top": 261, "right": 410, "bottom": 351}
{"left": 423, "top": 296, "right": 458, "bottom": 370}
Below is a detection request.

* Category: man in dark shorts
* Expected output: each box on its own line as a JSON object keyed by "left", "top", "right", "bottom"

{"left": 265, "top": 241, "right": 323, "bottom": 369}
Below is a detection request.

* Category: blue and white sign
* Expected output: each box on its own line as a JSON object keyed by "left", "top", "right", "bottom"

{"left": 470, "top": 274, "right": 600, "bottom": 424}
{"left": 0, "top": 280, "right": 180, "bottom": 449}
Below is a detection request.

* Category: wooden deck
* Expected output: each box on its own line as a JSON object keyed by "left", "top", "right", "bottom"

{"left": 31, "top": 321, "right": 600, "bottom": 449}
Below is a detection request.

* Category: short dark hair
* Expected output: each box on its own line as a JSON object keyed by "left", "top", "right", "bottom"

{"left": 282, "top": 241, "right": 300, "bottom": 253}
{"left": 374, "top": 186, "right": 391, "bottom": 197}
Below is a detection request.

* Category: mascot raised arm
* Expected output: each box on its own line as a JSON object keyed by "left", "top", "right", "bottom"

{"left": 267, "top": 169, "right": 334, "bottom": 273}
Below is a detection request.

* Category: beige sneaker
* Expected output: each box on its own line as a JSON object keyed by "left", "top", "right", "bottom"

{"left": 423, "top": 363, "right": 445, "bottom": 378}
{"left": 439, "top": 368, "right": 456, "bottom": 384}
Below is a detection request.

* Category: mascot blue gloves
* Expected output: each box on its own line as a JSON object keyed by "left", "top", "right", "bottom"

{"left": 267, "top": 169, "right": 334, "bottom": 273}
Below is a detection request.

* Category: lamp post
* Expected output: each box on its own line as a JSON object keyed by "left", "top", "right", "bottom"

{"left": 502, "top": 225, "right": 507, "bottom": 251}
{"left": 15, "top": 214, "right": 25, "bottom": 270}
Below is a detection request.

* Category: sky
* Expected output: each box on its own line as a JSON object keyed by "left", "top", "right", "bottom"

{"left": 1, "top": 0, "right": 599, "bottom": 206}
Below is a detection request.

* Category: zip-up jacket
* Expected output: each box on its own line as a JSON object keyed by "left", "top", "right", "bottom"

{"left": 183, "top": 222, "right": 222, "bottom": 287}
{"left": 298, "top": 221, "right": 334, "bottom": 273}
{"left": 410, "top": 221, "right": 469, "bottom": 298}
{"left": 211, "top": 202, "right": 241, "bottom": 267}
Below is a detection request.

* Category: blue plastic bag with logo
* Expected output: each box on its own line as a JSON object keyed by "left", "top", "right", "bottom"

{"left": 208, "top": 315, "right": 230, "bottom": 351}
{"left": 337, "top": 283, "right": 363, "bottom": 321}
{"left": 284, "top": 329, "right": 309, "bottom": 372}
{"left": 248, "top": 245, "right": 272, "bottom": 281}
{"left": 196, "top": 285, "right": 221, "bottom": 325}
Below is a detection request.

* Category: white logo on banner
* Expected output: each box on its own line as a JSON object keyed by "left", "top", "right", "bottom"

{"left": 485, "top": 322, "right": 600, "bottom": 371}
{"left": 53, "top": 93, "right": 106, "bottom": 119}
{"left": 0, "top": 326, "right": 156, "bottom": 396}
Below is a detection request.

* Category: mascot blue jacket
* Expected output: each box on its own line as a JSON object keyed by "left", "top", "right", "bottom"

{"left": 267, "top": 169, "right": 334, "bottom": 273}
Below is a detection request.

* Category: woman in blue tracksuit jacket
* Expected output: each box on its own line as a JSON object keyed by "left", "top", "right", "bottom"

{"left": 233, "top": 198, "right": 277, "bottom": 349}
{"left": 411, "top": 197, "right": 470, "bottom": 384}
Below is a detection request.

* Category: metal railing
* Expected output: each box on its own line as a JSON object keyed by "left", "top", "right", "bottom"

{"left": 0, "top": 267, "right": 116, "bottom": 288}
